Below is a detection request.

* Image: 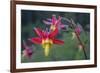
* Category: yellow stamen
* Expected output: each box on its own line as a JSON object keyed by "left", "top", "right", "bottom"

{"left": 44, "top": 45, "right": 49, "bottom": 56}
{"left": 50, "top": 25, "right": 56, "bottom": 31}
{"left": 72, "top": 32, "right": 76, "bottom": 40}
{"left": 42, "top": 38, "right": 53, "bottom": 56}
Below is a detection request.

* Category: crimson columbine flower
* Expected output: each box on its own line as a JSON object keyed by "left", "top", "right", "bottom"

{"left": 72, "top": 24, "right": 82, "bottom": 40}
{"left": 22, "top": 40, "right": 33, "bottom": 58}
{"left": 31, "top": 27, "right": 64, "bottom": 56}
{"left": 43, "top": 15, "right": 68, "bottom": 31}
{"left": 75, "top": 25, "right": 81, "bottom": 35}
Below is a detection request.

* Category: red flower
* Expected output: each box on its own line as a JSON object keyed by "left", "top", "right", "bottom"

{"left": 75, "top": 26, "right": 81, "bottom": 35}
{"left": 31, "top": 28, "right": 64, "bottom": 56}
{"left": 43, "top": 15, "right": 67, "bottom": 31}
{"left": 22, "top": 40, "right": 33, "bottom": 58}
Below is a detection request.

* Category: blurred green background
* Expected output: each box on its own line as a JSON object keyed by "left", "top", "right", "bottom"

{"left": 21, "top": 10, "right": 90, "bottom": 63}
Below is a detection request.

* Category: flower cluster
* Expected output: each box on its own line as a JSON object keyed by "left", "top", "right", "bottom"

{"left": 22, "top": 15, "right": 84, "bottom": 58}
{"left": 30, "top": 15, "right": 65, "bottom": 56}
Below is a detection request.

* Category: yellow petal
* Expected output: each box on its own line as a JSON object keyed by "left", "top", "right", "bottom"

{"left": 78, "top": 44, "right": 83, "bottom": 52}
{"left": 44, "top": 44, "right": 50, "bottom": 56}
{"left": 72, "top": 32, "right": 76, "bottom": 40}
{"left": 42, "top": 38, "right": 53, "bottom": 56}
{"left": 50, "top": 25, "right": 56, "bottom": 31}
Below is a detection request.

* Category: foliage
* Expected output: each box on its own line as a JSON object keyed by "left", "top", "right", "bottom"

{"left": 21, "top": 10, "right": 90, "bottom": 63}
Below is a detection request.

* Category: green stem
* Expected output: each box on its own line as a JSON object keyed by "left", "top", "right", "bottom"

{"left": 62, "top": 17, "right": 87, "bottom": 59}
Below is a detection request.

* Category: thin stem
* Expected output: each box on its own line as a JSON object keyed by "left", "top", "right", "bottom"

{"left": 62, "top": 17, "right": 87, "bottom": 59}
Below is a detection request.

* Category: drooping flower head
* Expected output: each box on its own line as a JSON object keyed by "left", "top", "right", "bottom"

{"left": 22, "top": 40, "right": 33, "bottom": 58}
{"left": 75, "top": 26, "right": 81, "bottom": 35}
{"left": 31, "top": 27, "right": 64, "bottom": 56}
{"left": 78, "top": 44, "right": 83, "bottom": 52}
{"left": 72, "top": 23, "right": 82, "bottom": 40}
